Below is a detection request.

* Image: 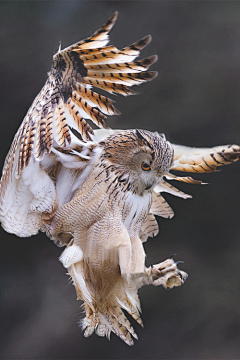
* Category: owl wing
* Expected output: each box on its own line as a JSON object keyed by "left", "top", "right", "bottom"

{"left": 0, "top": 12, "right": 157, "bottom": 238}
{"left": 171, "top": 143, "right": 240, "bottom": 173}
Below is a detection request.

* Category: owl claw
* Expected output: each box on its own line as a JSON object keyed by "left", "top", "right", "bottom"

{"left": 169, "top": 254, "right": 177, "bottom": 259}
{"left": 147, "top": 258, "right": 188, "bottom": 289}
{"left": 177, "top": 271, "right": 183, "bottom": 280}
{"left": 175, "top": 260, "right": 184, "bottom": 265}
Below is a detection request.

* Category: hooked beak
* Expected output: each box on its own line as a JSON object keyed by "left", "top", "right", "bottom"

{"left": 145, "top": 180, "right": 155, "bottom": 191}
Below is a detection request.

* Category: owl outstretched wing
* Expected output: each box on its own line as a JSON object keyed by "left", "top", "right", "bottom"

{"left": 0, "top": 12, "right": 157, "bottom": 237}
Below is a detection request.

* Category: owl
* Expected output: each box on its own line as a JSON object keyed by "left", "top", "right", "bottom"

{"left": 1, "top": 12, "right": 240, "bottom": 346}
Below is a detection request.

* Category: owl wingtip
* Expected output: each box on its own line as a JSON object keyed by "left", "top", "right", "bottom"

{"left": 108, "top": 11, "right": 118, "bottom": 24}
{"left": 148, "top": 71, "right": 158, "bottom": 80}
{"left": 144, "top": 34, "right": 152, "bottom": 44}
{"left": 151, "top": 54, "right": 158, "bottom": 63}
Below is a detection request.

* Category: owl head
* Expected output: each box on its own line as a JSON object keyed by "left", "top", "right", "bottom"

{"left": 101, "top": 129, "right": 173, "bottom": 195}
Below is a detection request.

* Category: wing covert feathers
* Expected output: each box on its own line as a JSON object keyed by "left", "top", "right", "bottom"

{"left": 140, "top": 213, "right": 159, "bottom": 242}
{"left": 0, "top": 12, "right": 157, "bottom": 194}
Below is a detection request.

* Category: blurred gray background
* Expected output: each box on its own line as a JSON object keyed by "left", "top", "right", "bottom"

{"left": 1, "top": 1, "right": 240, "bottom": 359}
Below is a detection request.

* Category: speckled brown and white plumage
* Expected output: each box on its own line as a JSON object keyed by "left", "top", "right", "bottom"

{"left": 1, "top": 12, "right": 240, "bottom": 346}
{"left": 49, "top": 129, "right": 182, "bottom": 344}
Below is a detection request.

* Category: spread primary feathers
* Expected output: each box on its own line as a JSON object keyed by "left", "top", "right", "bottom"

{"left": 1, "top": 12, "right": 240, "bottom": 345}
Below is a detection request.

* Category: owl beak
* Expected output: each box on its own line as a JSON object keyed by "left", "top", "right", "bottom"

{"left": 145, "top": 180, "right": 155, "bottom": 191}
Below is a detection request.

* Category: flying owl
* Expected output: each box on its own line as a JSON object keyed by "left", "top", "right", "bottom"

{"left": 1, "top": 12, "right": 240, "bottom": 346}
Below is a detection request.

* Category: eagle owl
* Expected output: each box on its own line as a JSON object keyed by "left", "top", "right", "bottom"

{"left": 1, "top": 12, "right": 240, "bottom": 346}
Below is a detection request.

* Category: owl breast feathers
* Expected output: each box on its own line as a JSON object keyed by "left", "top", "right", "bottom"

{"left": 1, "top": 12, "right": 240, "bottom": 345}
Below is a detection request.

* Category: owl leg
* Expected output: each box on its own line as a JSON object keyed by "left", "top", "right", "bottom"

{"left": 138, "top": 257, "right": 188, "bottom": 289}
{"left": 130, "top": 236, "right": 145, "bottom": 276}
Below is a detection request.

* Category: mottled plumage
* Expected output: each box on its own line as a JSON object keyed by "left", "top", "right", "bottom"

{"left": 1, "top": 13, "right": 240, "bottom": 345}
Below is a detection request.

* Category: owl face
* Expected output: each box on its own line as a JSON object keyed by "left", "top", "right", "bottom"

{"left": 101, "top": 129, "right": 174, "bottom": 195}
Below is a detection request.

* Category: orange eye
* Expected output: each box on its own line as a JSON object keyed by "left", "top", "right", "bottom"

{"left": 141, "top": 162, "right": 151, "bottom": 171}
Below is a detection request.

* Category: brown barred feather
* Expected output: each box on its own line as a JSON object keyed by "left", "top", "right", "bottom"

{"left": 75, "top": 83, "right": 120, "bottom": 116}
{"left": 151, "top": 192, "right": 174, "bottom": 219}
{"left": 125, "top": 35, "right": 152, "bottom": 51}
{"left": 54, "top": 105, "right": 66, "bottom": 147}
{"left": 66, "top": 98, "right": 94, "bottom": 140}
{"left": 140, "top": 213, "right": 159, "bottom": 242}
{"left": 72, "top": 91, "right": 109, "bottom": 129}
{"left": 35, "top": 116, "right": 44, "bottom": 160}
{"left": 25, "top": 125, "right": 37, "bottom": 167}
{"left": 55, "top": 98, "right": 71, "bottom": 146}
{"left": 21, "top": 124, "right": 31, "bottom": 169}
{"left": 58, "top": 98, "right": 71, "bottom": 144}
{"left": 79, "top": 48, "right": 119, "bottom": 63}
{"left": 80, "top": 36, "right": 151, "bottom": 66}
{"left": 68, "top": 12, "right": 118, "bottom": 51}
{"left": 85, "top": 55, "right": 158, "bottom": 73}
{"left": 82, "top": 77, "right": 136, "bottom": 96}
{"left": 74, "top": 45, "right": 118, "bottom": 56}
{"left": 86, "top": 71, "right": 158, "bottom": 86}
{"left": 45, "top": 109, "right": 54, "bottom": 151}
{"left": 17, "top": 121, "right": 29, "bottom": 175}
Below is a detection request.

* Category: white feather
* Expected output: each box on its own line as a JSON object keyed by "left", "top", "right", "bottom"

{"left": 71, "top": 263, "right": 93, "bottom": 306}
{"left": 59, "top": 244, "right": 83, "bottom": 268}
{"left": 0, "top": 158, "right": 56, "bottom": 237}
{"left": 154, "top": 180, "right": 192, "bottom": 199}
{"left": 124, "top": 192, "right": 151, "bottom": 232}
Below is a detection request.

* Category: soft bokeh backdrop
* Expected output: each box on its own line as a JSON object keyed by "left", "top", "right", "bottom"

{"left": 1, "top": 1, "right": 240, "bottom": 359}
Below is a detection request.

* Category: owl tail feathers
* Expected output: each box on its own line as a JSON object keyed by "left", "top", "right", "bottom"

{"left": 80, "top": 297, "right": 142, "bottom": 346}
{"left": 68, "top": 262, "right": 143, "bottom": 345}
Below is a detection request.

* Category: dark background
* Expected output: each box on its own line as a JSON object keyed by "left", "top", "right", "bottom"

{"left": 1, "top": 1, "right": 240, "bottom": 359}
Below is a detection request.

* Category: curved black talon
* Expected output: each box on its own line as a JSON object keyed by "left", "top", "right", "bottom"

{"left": 178, "top": 271, "right": 183, "bottom": 280}
{"left": 175, "top": 260, "right": 184, "bottom": 265}
{"left": 169, "top": 254, "right": 177, "bottom": 259}
{"left": 150, "top": 264, "right": 154, "bottom": 268}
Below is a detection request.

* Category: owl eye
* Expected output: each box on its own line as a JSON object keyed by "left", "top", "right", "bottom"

{"left": 141, "top": 162, "right": 151, "bottom": 171}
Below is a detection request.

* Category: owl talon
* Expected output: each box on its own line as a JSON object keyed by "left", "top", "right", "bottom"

{"left": 177, "top": 271, "right": 183, "bottom": 280}
{"left": 169, "top": 254, "right": 177, "bottom": 259}
{"left": 147, "top": 258, "right": 188, "bottom": 289}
